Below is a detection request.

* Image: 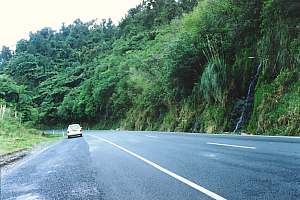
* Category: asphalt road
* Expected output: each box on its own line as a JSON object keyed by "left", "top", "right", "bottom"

{"left": 1, "top": 131, "right": 300, "bottom": 200}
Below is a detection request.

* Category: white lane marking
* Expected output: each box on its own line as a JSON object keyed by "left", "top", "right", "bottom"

{"left": 207, "top": 142, "right": 256, "bottom": 149}
{"left": 89, "top": 134, "right": 226, "bottom": 200}
{"left": 145, "top": 135, "right": 158, "bottom": 138}
{"left": 16, "top": 193, "right": 41, "bottom": 200}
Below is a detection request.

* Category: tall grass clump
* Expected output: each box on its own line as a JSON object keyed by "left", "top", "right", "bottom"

{"left": 194, "top": 39, "right": 228, "bottom": 105}
{"left": 258, "top": 0, "right": 300, "bottom": 81}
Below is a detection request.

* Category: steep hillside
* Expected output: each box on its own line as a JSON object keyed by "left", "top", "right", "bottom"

{"left": 0, "top": 0, "right": 299, "bottom": 135}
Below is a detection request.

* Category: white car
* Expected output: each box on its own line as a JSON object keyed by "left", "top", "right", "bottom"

{"left": 67, "top": 124, "right": 83, "bottom": 138}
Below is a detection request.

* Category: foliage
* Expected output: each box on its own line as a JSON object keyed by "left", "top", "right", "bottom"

{"left": 0, "top": 75, "right": 35, "bottom": 121}
{"left": 258, "top": 0, "right": 300, "bottom": 81}
{"left": 0, "top": 46, "right": 12, "bottom": 65}
{"left": 0, "top": 0, "right": 299, "bottom": 135}
{"left": 247, "top": 70, "right": 300, "bottom": 135}
{"left": 0, "top": 105, "right": 60, "bottom": 155}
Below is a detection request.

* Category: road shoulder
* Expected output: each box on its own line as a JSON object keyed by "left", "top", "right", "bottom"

{"left": 0, "top": 138, "right": 62, "bottom": 177}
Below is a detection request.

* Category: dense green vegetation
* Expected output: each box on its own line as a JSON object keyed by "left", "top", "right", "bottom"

{"left": 0, "top": 0, "right": 299, "bottom": 135}
{"left": 0, "top": 105, "right": 60, "bottom": 155}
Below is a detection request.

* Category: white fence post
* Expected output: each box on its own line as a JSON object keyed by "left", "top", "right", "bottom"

{"left": 0, "top": 104, "right": 7, "bottom": 120}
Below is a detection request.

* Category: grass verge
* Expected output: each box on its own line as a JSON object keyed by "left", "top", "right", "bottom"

{"left": 0, "top": 120, "right": 62, "bottom": 155}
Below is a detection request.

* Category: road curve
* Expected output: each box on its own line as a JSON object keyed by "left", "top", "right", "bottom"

{"left": 1, "top": 131, "right": 300, "bottom": 200}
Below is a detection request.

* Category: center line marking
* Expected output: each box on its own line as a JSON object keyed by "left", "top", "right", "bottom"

{"left": 207, "top": 142, "right": 256, "bottom": 149}
{"left": 88, "top": 134, "right": 226, "bottom": 200}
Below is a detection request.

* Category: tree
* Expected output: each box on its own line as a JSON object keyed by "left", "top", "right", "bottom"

{"left": 0, "top": 46, "right": 12, "bottom": 64}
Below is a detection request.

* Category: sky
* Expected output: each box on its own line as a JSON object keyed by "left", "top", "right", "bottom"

{"left": 0, "top": 0, "right": 142, "bottom": 49}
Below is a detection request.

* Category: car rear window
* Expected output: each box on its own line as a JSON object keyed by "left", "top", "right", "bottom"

{"left": 69, "top": 124, "right": 81, "bottom": 130}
